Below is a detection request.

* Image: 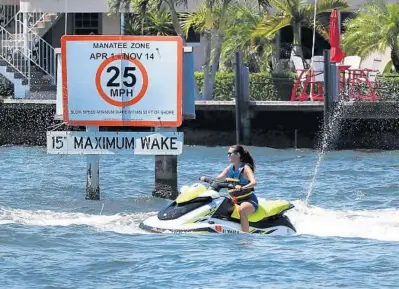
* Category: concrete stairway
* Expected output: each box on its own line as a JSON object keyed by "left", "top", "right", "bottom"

{"left": 0, "top": 6, "right": 59, "bottom": 98}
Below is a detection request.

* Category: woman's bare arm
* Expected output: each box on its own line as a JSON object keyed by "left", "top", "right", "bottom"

{"left": 241, "top": 165, "right": 257, "bottom": 190}
{"left": 215, "top": 166, "right": 230, "bottom": 180}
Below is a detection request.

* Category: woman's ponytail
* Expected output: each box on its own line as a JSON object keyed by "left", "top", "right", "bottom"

{"left": 231, "top": 145, "right": 255, "bottom": 172}
{"left": 242, "top": 149, "right": 255, "bottom": 172}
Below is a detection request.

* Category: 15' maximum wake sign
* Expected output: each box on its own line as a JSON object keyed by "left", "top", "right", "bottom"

{"left": 61, "top": 35, "right": 183, "bottom": 127}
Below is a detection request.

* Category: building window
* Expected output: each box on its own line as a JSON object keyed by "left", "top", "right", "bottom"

{"left": 74, "top": 13, "right": 100, "bottom": 35}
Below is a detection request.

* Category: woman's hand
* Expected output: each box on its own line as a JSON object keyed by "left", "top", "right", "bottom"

{"left": 234, "top": 185, "right": 242, "bottom": 191}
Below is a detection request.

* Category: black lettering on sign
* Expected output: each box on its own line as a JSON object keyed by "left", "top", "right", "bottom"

{"left": 110, "top": 88, "right": 134, "bottom": 97}
{"left": 74, "top": 136, "right": 135, "bottom": 150}
{"left": 106, "top": 137, "right": 115, "bottom": 149}
{"left": 106, "top": 66, "right": 136, "bottom": 87}
{"left": 90, "top": 52, "right": 108, "bottom": 60}
{"left": 84, "top": 138, "right": 93, "bottom": 149}
{"left": 170, "top": 137, "right": 178, "bottom": 150}
{"left": 93, "top": 42, "right": 127, "bottom": 49}
{"left": 140, "top": 136, "right": 179, "bottom": 150}
{"left": 130, "top": 42, "right": 150, "bottom": 49}
{"left": 74, "top": 137, "right": 83, "bottom": 149}
{"left": 145, "top": 53, "right": 154, "bottom": 60}
{"left": 122, "top": 53, "right": 142, "bottom": 60}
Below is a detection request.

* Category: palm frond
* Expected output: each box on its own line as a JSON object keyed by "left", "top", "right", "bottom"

{"left": 251, "top": 16, "right": 292, "bottom": 38}
{"left": 341, "top": 1, "right": 399, "bottom": 58}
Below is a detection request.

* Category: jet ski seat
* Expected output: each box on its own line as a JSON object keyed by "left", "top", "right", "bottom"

{"left": 231, "top": 200, "right": 293, "bottom": 222}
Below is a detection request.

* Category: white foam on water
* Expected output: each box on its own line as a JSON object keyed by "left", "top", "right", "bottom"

{"left": 305, "top": 100, "right": 345, "bottom": 204}
{"left": 288, "top": 200, "right": 399, "bottom": 242}
{"left": 1, "top": 202, "right": 398, "bottom": 241}
{"left": 0, "top": 207, "right": 156, "bottom": 235}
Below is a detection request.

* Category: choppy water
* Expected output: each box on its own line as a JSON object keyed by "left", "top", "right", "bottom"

{"left": 0, "top": 145, "right": 398, "bottom": 288}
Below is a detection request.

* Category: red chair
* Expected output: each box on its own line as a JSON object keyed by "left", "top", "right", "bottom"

{"left": 291, "top": 56, "right": 324, "bottom": 101}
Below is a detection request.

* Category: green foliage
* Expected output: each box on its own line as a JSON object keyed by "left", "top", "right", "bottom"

{"left": 122, "top": 0, "right": 176, "bottom": 36}
{"left": 341, "top": 1, "right": 399, "bottom": 60}
{"left": 193, "top": 72, "right": 399, "bottom": 101}
{"left": 194, "top": 72, "right": 296, "bottom": 100}
{"left": 220, "top": 1, "right": 273, "bottom": 73}
{"left": 251, "top": 0, "right": 349, "bottom": 47}
{"left": 374, "top": 74, "right": 399, "bottom": 100}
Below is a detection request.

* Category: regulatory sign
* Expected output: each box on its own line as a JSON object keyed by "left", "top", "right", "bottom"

{"left": 60, "top": 35, "right": 183, "bottom": 127}
{"left": 47, "top": 131, "right": 184, "bottom": 155}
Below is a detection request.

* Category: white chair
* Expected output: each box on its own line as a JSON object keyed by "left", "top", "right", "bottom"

{"left": 291, "top": 55, "right": 308, "bottom": 101}
{"left": 343, "top": 56, "right": 362, "bottom": 69}
{"left": 310, "top": 56, "right": 325, "bottom": 82}
{"left": 308, "top": 56, "right": 325, "bottom": 101}
{"left": 341, "top": 56, "right": 362, "bottom": 88}
{"left": 349, "top": 57, "right": 381, "bottom": 102}
{"left": 365, "top": 57, "right": 382, "bottom": 82}
{"left": 291, "top": 55, "right": 307, "bottom": 80}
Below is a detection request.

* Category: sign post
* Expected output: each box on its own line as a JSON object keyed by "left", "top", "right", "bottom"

{"left": 48, "top": 35, "right": 186, "bottom": 200}
{"left": 86, "top": 126, "right": 100, "bottom": 200}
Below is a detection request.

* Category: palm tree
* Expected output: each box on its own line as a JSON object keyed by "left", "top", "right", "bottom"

{"left": 107, "top": 0, "right": 187, "bottom": 41}
{"left": 251, "top": 0, "right": 349, "bottom": 58}
{"left": 341, "top": 0, "right": 399, "bottom": 72}
{"left": 219, "top": 1, "right": 273, "bottom": 72}
{"left": 180, "top": 0, "right": 234, "bottom": 99}
{"left": 122, "top": 1, "right": 175, "bottom": 36}
{"left": 180, "top": 0, "right": 271, "bottom": 99}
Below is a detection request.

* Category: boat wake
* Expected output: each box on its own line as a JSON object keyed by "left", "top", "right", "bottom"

{"left": 288, "top": 200, "right": 399, "bottom": 242}
{"left": 0, "top": 201, "right": 398, "bottom": 241}
{"left": 0, "top": 207, "right": 156, "bottom": 235}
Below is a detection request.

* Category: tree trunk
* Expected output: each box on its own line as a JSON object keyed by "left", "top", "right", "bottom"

{"left": 165, "top": 0, "right": 186, "bottom": 42}
{"left": 390, "top": 47, "right": 399, "bottom": 73}
{"left": 202, "top": 31, "right": 212, "bottom": 100}
{"left": 205, "top": 31, "right": 224, "bottom": 100}
{"left": 202, "top": 0, "right": 231, "bottom": 100}
{"left": 291, "top": 22, "right": 302, "bottom": 58}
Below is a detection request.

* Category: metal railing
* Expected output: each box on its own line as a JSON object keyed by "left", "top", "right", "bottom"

{"left": 14, "top": 11, "right": 62, "bottom": 36}
{"left": 0, "top": 4, "right": 59, "bottom": 84}
{"left": 13, "top": 18, "right": 56, "bottom": 81}
{"left": 0, "top": 3, "right": 19, "bottom": 30}
{"left": 0, "top": 25, "right": 31, "bottom": 87}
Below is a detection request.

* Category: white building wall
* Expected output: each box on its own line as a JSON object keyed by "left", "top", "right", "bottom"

{"left": 19, "top": 0, "right": 202, "bottom": 12}
{"left": 102, "top": 13, "right": 120, "bottom": 35}
{"left": 360, "top": 48, "right": 391, "bottom": 73}
{"left": 20, "top": 0, "right": 110, "bottom": 12}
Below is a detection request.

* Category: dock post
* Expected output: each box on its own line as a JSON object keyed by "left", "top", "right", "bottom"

{"left": 323, "top": 49, "right": 340, "bottom": 150}
{"left": 323, "top": 49, "right": 331, "bottom": 133}
{"left": 86, "top": 126, "right": 100, "bottom": 200}
{"left": 153, "top": 127, "right": 178, "bottom": 200}
{"left": 235, "top": 51, "right": 251, "bottom": 145}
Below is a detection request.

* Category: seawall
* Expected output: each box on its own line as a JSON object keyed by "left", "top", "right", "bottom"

{"left": 1, "top": 100, "right": 399, "bottom": 150}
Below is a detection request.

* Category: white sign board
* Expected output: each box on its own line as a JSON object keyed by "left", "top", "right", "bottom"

{"left": 60, "top": 35, "right": 183, "bottom": 127}
{"left": 47, "top": 131, "right": 184, "bottom": 155}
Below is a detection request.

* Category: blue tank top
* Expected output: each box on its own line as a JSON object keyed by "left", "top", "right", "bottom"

{"left": 226, "top": 163, "right": 250, "bottom": 185}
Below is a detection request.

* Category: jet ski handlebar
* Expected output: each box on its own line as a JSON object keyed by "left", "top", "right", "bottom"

{"left": 199, "top": 176, "right": 239, "bottom": 190}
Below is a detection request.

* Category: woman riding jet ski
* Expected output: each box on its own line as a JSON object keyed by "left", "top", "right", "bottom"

{"left": 139, "top": 178, "right": 297, "bottom": 235}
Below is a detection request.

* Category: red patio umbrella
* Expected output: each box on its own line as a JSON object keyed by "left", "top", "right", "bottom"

{"left": 330, "top": 9, "right": 345, "bottom": 63}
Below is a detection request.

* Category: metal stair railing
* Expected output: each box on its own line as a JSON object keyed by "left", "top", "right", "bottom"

{"left": 0, "top": 24, "right": 31, "bottom": 88}
{"left": 14, "top": 11, "right": 62, "bottom": 36}
{"left": 0, "top": 3, "right": 20, "bottom": 30}
{"left": 14, "top": 18, "right": 56, "bottom": 81}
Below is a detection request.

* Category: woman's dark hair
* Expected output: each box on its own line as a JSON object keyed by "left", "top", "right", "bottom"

{"left": 230, "top": 145, "right": 255, "bottom": 172}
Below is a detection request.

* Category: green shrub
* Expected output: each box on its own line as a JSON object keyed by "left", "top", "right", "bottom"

{"left": 194, "top": 71, "right": 399, "bottom": 101}
{"left": 376, "top": 74, "right": 399, "bottom": 100}
{"left": 194, "top": 72, "right": 296, "bottom": 101}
